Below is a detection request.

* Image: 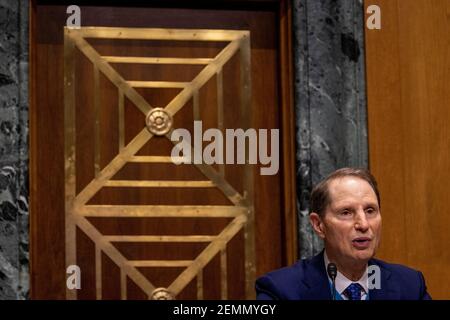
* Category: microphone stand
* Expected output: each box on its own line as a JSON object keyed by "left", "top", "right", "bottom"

{"left": 327, "top": 263, "right": 337, "bottom": 301}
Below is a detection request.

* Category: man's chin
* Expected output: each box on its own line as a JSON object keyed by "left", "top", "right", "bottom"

{"left": 352, "top": 249, "right": 375, "bottom": 262}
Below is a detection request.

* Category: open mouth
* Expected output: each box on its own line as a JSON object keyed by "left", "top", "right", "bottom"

{"left": 352, "top": 237, "right": 371, "bottom": 249}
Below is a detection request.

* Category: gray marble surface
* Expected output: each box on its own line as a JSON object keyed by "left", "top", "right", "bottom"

{"left": 0, "top": 0, "right": 29, "bottom": 299}
{"left": 293, "top": 0, "right": 368, "bottom": 259}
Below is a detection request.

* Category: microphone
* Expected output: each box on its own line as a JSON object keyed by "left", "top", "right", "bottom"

{"left": 327, "top": 263, "right": 337, "bottom": 300}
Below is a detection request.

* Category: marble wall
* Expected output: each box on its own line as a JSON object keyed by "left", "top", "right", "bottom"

{"left": 0, "top": 0, "right": 29, "bottom": 299}
{"left": 293, "top": 0, "right": 369, "bottom": 259}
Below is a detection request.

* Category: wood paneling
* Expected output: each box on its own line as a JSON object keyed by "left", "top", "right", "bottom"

{"left": 365, "top": 0, "right": 450, "bottom": 299}
{"left": 278, "top": 0, "right": 297, "bottom": 266}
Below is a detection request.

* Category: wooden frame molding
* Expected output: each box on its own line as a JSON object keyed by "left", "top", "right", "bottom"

{"left": 278, "top": 0, "right": 298, "bottom": 265}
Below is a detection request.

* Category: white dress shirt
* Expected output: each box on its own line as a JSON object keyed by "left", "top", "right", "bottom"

{"left": 324, "top": 251, "right": 369, "bottom": 300}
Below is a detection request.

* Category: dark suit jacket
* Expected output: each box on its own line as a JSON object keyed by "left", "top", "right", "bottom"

{"left": 256, "top": 251, "right": 431, "bottom": 300}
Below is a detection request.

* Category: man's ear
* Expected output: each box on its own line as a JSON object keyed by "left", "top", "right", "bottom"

{"left": 309, "top": 212, "right": 326, "bottom": 239}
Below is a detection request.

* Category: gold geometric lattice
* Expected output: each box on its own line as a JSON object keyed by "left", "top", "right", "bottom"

{"left": 64, "top": 27, "right": 254, "bottom": 300}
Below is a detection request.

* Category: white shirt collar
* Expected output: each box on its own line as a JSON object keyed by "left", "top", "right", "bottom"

{"left": 324, "top": 251, "right": 369, "bottom": 298}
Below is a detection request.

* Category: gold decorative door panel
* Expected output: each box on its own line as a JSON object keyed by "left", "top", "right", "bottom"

{"left": 64, "top": 27, "right": 254, "bottom": 299}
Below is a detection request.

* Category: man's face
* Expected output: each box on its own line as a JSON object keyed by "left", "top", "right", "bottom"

{"left": 311, "top": 176, "right": 382, "bottom": 264}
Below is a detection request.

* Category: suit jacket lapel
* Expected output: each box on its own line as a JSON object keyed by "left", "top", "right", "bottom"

{"left": 302, "top": 251, "right": 332, "bottom": 300}
{"left": 368, "top": 259, "right": 400, "bottom": 300}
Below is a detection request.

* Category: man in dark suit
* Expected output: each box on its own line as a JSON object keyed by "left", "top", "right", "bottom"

{"left": 256, "top": 168, "right": 431, "bottom": 300}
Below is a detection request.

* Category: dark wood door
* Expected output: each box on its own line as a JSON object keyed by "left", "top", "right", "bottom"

{"left": 30, "top": 1, "right": 296, "bottom": 299}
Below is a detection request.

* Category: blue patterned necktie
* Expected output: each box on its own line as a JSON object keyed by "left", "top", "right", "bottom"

{"left": 343, "top": 283, "right": 363, "bottom": 300}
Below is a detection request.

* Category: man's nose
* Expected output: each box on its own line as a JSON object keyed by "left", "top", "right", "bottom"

{"left": 354, "top": 210, "right": 369, "bottom": 231}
